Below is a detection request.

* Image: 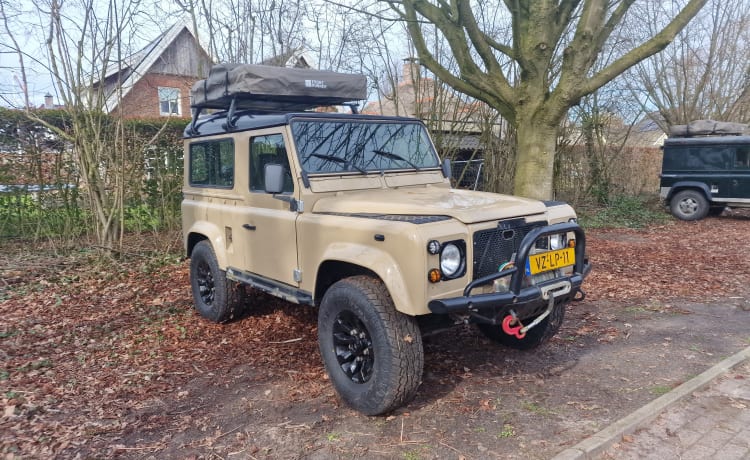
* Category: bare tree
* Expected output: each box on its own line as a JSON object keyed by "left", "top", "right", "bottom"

{"left": 183, "top": 0, "right": 308, "bottom": 64}
{"left": 4, "top": 0, "right": 149, "bottom": 250}
{"left": 0, "top": 0, "right": 31, "bottom": 109}
{"left": 628, "top": 0, "right": 750, "bottom": 129}
{"left": 378, "top": 0, "right": 707, "bottom": 200}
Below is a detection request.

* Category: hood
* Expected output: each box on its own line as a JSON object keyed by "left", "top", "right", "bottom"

{"left": 312, "top": 187, "right": 547, "bottom": 224}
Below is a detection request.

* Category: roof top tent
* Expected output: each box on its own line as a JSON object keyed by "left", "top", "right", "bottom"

{"left": 188, "top": 64, "right": 368, "bottom": 134}
{"left": 668, "top": 120, "right": 749, "bottom": 138}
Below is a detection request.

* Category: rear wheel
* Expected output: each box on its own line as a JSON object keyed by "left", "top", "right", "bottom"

{"left": 670, "top": 190, "right": 709, "bottom": 221}
{"left": 477, "top": 301, "right": 566, "bottom": 350}
{"left": 318, "top": 276, "right": 423, "bottom": 415}
{"left": 189, "top": 240, "right": 244, "bottom": 323}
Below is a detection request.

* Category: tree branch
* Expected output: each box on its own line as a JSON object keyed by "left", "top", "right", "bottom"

{"left": 576, "top": 0, "right": 708, "bottom": 101}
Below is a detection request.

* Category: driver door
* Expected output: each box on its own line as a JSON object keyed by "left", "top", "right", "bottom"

{"left": 237, "top": 130, "right": 299, "bottom": 286}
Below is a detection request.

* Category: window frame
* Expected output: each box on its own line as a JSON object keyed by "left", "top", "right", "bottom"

{"left": 158, "top": 86, "right": 181, "bottom": 117}
{"left": 249, "top": 133, "right": 294, "bottom": 194}
{"left": 188, "top": 138, "right": 235, "bottom": 189}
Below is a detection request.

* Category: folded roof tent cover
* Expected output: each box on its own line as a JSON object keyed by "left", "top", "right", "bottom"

{"left": 668, "top": 120, "right": 749, "bottom": 138}
{"left": 191, "top": 64, "right": 368, "bottom": 112}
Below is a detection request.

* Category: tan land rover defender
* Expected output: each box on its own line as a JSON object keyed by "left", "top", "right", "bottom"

{"left": 182, "top": 64, "right": 591, "bottom": 415}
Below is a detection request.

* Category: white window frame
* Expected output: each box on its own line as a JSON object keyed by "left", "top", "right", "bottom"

{"left": 158, "top": 87, "right": 181, "bottom": 116}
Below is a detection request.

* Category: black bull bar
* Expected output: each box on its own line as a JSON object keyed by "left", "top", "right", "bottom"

{"left": 428, "top": 222, "right": 591, "bottom": 315}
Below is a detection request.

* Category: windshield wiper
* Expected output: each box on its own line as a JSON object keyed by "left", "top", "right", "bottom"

{"left": 309, "top": 153, "right": 367, "bottom": 174}
{"left": 372, "top": 149, "right": 421, "bottom": 171}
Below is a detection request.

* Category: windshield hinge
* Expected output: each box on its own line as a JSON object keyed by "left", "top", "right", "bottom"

{"left": 273, "top": 195, "right": 303, "bottom": 213}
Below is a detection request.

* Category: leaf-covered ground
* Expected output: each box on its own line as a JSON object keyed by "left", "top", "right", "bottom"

{"left": 1, "top": 211, "right": 749, "bottom": 459}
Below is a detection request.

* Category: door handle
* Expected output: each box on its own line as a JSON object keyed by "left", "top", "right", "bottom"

{"left": 242, "top": 224, "right": 256, "bottom": 231}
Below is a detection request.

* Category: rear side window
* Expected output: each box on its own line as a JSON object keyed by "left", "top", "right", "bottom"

{"left": 663, "top": 146, "right": 732, "bottom": 171}
{"left": 189, "top": 139, "right": 234, "bottom": 187}
{"left": 735, "top": 146, "right": 750, "bottom": 169}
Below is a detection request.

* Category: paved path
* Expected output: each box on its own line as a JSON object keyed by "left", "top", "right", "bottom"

{"left": 554, "top": 346, "right": 750, "bottom": 460}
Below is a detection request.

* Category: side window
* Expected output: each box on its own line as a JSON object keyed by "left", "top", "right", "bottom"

{"left": 249, "top": 134, "right": 293, "bottom": 193}
{"left": 684, "top": 147, "right": 730, "bottom": 170}
{"left": 189, "top": 139, "right": 234, "bottom": 187}
{"left": 734, "top": 146, "right": 750, "bottom": 169}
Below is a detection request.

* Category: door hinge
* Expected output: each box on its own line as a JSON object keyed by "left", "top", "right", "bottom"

{"left": 293, "top": 269, "right": 303, "bottom": 283}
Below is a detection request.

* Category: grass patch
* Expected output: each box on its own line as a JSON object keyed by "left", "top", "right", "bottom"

{"left": 522, "top": 401, "right": 557, "bottom": 416}
{"left": 0, "top": 329, "right": 20, "bottom": 339}
{"left": 578, "top": 195, "right": 671, "bottom": 229}
{"left": 402, "top": 451, "right": 421, "bottom": 460}
{"left": 498, "top": 424, "right": 515, "bottom": 438}
{"left": 650, "top": 385, "right": 672, "bottom": 396}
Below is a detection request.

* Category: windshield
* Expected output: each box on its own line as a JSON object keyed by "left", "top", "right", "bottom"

{"left": 290, "top": 119, "right": 440, "bottom": 174}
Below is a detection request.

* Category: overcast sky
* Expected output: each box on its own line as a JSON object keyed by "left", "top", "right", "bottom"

{"left": 0, "top": 0, "right": 185, "bottom": 109}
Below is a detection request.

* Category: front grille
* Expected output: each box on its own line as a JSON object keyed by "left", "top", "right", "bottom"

{"left": 472, "top": 219, "right": 546, "bottom": 280}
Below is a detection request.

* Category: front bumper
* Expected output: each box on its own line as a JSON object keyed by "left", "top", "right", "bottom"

{"left": 427, "top": 222, "right": 591, "bottom": 322}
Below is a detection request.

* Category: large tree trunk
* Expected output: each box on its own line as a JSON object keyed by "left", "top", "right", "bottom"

{"left": 513, "top": 120, "right": 559, "bottom": 200}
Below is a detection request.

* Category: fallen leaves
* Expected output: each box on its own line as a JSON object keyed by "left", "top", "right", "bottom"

{"left": 583, "top": 214, "right": 750, "bottom": 304}
{"left": 2, "top": 214, "right": 750, "bottom": 457}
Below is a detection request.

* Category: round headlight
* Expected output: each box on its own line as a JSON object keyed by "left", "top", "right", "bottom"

{"left": 550, "top": 233, "right": 566, "bottom": 250}
{"left": 440, "top": 243, "right": 462, "bottom": 277}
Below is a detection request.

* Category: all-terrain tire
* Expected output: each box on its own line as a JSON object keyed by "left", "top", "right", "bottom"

{"left": 477, "top": 300, "right": 566, "bottom": 350}
{"left": 318, "top": 276, "right": 423, "bottom": 415}
{"left": 670, "top": 190, "right": 710, "bottom": 221}
{"left": 189, "top": 240, "right": 244, "bottom": 323}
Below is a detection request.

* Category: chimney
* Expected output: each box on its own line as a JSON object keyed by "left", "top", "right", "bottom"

{"left": 44, "top": 93, "right": 54, "bottom": 109}
{"left": 403, "top": 57, "right": 419, "bottom": 85}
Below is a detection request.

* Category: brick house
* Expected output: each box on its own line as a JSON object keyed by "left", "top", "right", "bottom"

{"left": 94, "top": 22, "right": 212, "bottom": 119}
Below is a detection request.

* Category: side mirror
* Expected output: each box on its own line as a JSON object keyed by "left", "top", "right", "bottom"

{"left": 441, "top": 158, "right": 452, "bottom": 179}
{"left": 264, "top": 163, "right": 285, "bottom": 194}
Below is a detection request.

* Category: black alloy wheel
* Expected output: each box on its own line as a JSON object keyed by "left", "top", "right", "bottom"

{"left": 332, "top": 310, "right": 374, "bottom": 384}
{"left": 194, "top": 258, "right": 216, "bottom": 305}
{"left": 318, "top": 276, "right": 424, "bottom": 415}
{"left": 189, "top": 240, "right": 244, "bottom": 323}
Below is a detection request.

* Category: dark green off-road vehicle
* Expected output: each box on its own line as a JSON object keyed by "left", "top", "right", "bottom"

{"left": 660, "top": 121, "right": 750, "bottom": 221}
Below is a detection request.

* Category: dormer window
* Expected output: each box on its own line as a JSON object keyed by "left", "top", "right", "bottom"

{"left": 158, "top": 87, "right": 181, "bottom": 116}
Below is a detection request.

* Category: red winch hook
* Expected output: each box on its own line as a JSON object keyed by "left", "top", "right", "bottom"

{"left": 502, "top": 314, "right": 526, "bottom": 339}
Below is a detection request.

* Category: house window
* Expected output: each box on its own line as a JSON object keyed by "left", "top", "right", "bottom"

{"left": 158, "top": 87, "right": 181, "bottom": 116}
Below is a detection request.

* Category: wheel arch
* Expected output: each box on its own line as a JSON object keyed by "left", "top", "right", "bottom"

{"left": 666, "top": 181, "right": 712, "bottom": 203}
{"left": 184, "top": 222, "right": 229, "bottom": 268}
{"left": 313, "top": 251, "right": 417, "bottom": 315}
{"left": 314, "top": 261, "right": 378, "bottom": 304}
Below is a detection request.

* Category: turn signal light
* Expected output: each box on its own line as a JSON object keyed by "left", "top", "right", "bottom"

{"left": 428, "top": 269, "right": 441, "bottom": 283}
{"left": 568, "top": 239, "right": 576, "bottom": 248}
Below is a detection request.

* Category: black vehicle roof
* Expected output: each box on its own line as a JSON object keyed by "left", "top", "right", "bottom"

{"left": 664, "top": 135, "right": 750, "bottom": 147}
{"left": 184, "top": 111, "right": 424, "bottom": 138}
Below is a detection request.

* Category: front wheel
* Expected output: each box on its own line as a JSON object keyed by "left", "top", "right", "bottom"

{"left": 670, "top": 190, "right": 709, "bottom": 221}
{"left": 189, "top": 240, "right": 244, "bottom": 323}
{"left": 318, "top": 276, "right": 423, "bottom": 415}
{"left": 477, "top": 300, "right": 566, "bottom": 350}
